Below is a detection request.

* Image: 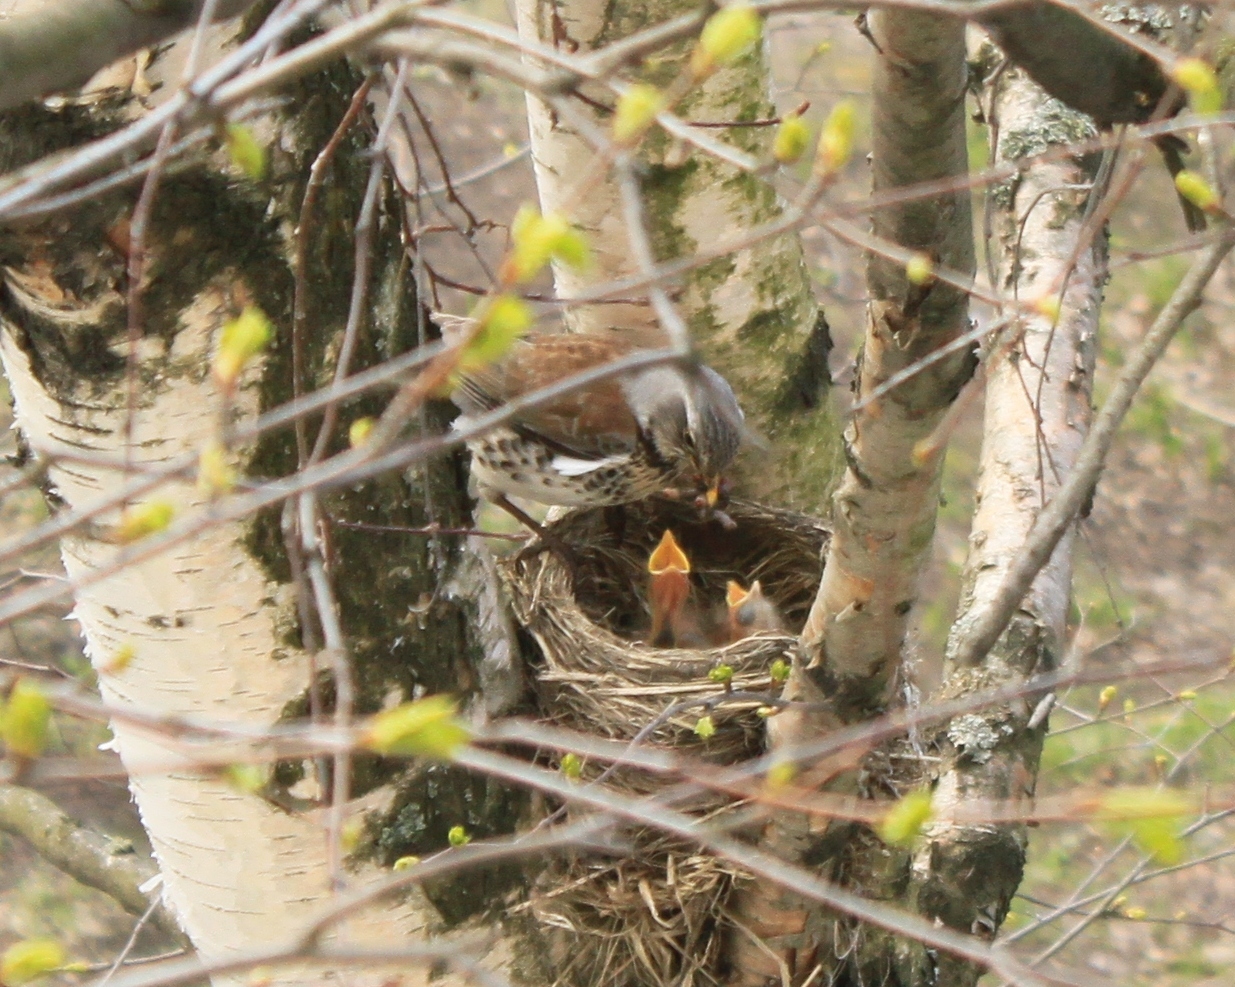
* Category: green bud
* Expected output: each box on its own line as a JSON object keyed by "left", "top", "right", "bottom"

{"left": 560, "top": 752, "right": 583, "bottom": 780}
{"left": 2, "top": 680, "right": 50, "bottom": 760}
{"left": 772, "top": 112, "right": 811, "bottom": 164}
{"left": 691, "top": 3, "right": 761, "bottom": 78}
{"left": 613, "top": 85, "right": 666, "bottom": 144}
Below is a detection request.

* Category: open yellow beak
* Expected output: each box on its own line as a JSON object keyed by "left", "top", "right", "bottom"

{"left": 648, "top": 529, "right": 691, "bottom": 575}
{"left": 726, "top": 580, "right": 750, "bottom": 609}
{"left": 705, "top": 482, "right": 722, "bottom": 508}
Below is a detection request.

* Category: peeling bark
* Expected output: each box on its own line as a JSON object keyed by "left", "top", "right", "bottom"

{"left": 746, "top": 14, "right": 978, "bottom": 984}
{"left": 0, "top": 19, "right": 521, "bottom": 985}
{"left": 801, "top": 10, "right": 975, "bottom": 716}
{"left": 896, "top": 58, "right": 1102, "bottom": 987}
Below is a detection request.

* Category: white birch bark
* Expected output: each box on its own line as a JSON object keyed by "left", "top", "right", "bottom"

{"left": 800, "top": 9, "right": 975, "bottom": 713}
{"left": 0, "top": 24, "right": 492, "bottom": 987}
{"left": 2, "top": 313, "right": 431, "bottom": 985}
{"left": 514, "top": 0, "right": 836, "bottom": 507}
{"left": 1, "top": 244, "right": 455, "bottom": 987}
{"left": 898, "top": 55, "right": 1102, "bottom": 987}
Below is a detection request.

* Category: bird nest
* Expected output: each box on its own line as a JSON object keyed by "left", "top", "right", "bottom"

{"left": 503, "top": 498, "right": 829, "bottom": 765}
{"left": 501, "top": 498, "right": 830, "bottom": 987}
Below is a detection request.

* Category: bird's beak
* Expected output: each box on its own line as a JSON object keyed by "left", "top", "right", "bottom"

{"left": 726, "top": 580, "right": 750, "bottom": 608}
{"left": 704, "top": 481, "right": 722, "bottom": 508}
{"left": 648, "top": 529, "right": 691, "bottom": 575}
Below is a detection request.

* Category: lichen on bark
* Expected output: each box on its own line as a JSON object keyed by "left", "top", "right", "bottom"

{"left": 519, "top": 0, "right": 840, "bottom": 511}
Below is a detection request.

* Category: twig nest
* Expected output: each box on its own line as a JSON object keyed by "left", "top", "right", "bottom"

{"left": 503, "top": 498, "right": 829, "bottom": 986}
{"left": 503, "top": 498, "right": 830, "bottom": 765}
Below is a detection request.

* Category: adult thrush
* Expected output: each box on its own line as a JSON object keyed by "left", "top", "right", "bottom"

{"left": 452, "top": 332, "right": 745, "bottom": 513}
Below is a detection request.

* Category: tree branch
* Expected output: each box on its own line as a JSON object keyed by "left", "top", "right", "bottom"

{"left": 0, "top": 0, "right": 257, "bottom": 111}
{"left": 0, "top": 782, "right": 187, "bottom": 943}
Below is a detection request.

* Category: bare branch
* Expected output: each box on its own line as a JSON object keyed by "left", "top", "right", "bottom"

{"left": 0, "top": 782, "right": 186, "bottom": 943}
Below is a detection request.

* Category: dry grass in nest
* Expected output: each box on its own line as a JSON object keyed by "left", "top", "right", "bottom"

{"left": 503, "top": 498, "right": 829, "bottom": 765}
{"left": 520, "top": 830, "right": 743, "bottom": 987}
{"left": 501, "top": 498, "right": 830, "bottom": 987}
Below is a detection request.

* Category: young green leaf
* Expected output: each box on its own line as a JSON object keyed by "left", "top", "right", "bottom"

{"left": 772, "top": 112, "right": 811, "bottom": 164}
{"left": 1, "top": 939, "right": 65, "bottom": 985}
{"left": 222, "top": 763, "right": 265, "bottom": 793}
{"left": 460, "top": 295, "right": 533, "bottom": 370}
{"left": 505, "top": 207, "right": 591, "bottom": 283}
{"left": 1098, "top": 788, "right": 1192, "bottom": 864}
{"left": 225, "top": 123, "right": 267, "bottom": 180}
{"left": 1175, "top": 170, "right": 1220, "bottom": 212}
{"left": 197, "top": 442, "right": 236, "bottom": 496}
{"left": 113, "top": 500, "right": 176, "bottom": 544}
{"left": 348, "top": 417, "right": 376, "bottom": 448}
{"left": 765, "top": 758, "right": 795, "bottom": 790}
{"left": 1, "top": 680, "right": 51, "bottom": 760}
{"left": 1172, "top": 58, "right": 1222, "bottom": 114}
{"left": 560, "top": 752, "right": 583, "bottom": 780}
{"left": 214, "top": 306, "right": 273, "bottom": 386}
{"left": 361, "top": 695, "right": 471, "bottom": 760}
{"left": 691, "top": 3, "right": 761, "bottom": 78}
{"left": 99, "top": 642, "right": 136, "bottom": 675}
{"left": 814, "top": 101, "right": 856, "bottom": 176}
{"left": 878, "top": 790, "right": 934, "bottom": 846}
{"left": 613, "top": 85, "right": 666, "bottom": 144}
{"left": 905, "top": 253, "right": 934, "bottom": 286}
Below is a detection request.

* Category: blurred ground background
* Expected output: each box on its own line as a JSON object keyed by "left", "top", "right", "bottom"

{"left": 2, "top": 7, "right": 1234, "bottom": 985}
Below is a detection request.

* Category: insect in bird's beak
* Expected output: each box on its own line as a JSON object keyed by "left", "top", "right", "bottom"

{"left": 690, "top": 477, "right": 735, "bottom": 528}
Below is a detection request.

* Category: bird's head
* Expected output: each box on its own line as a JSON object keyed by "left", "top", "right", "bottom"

{"left": 625, "top": 363, "right": 745, "bottom": 503}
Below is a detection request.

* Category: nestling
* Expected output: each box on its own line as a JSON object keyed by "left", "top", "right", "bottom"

{"left": 721, "top": 580, "right": 785, "bottom": 643}
{"left": 646, "top": 529, "right": 707, "bottom": 648}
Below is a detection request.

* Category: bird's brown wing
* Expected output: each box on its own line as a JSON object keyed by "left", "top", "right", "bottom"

{"left": 453, "top": 333, "right": 641, "bottom": 458}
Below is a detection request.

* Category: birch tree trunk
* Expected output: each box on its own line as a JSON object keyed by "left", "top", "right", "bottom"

{"left": 726, "top": 13, "right": 976, "bottom": 983}
{"left": 897, "top": 52, "right": 1102, "bottom": 987}
{"left": 0, "top": 12, "right": 520, "bottom": 983}
{"left": 514, "top": 0, "right": 838, "bottom": 508}
{"left": 800, "top": 9, "right": 975, "bottom": 714}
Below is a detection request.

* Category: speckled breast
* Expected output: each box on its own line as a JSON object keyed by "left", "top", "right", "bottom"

{"left": 466, "top": 428, "right": 668, "bottom": 507}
